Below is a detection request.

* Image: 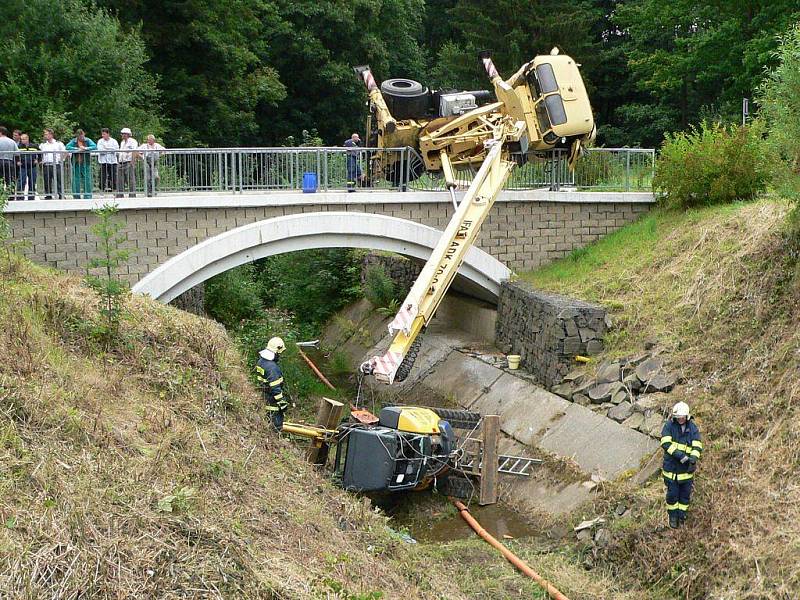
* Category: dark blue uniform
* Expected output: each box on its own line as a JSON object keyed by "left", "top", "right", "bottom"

{"left": 660, "top": 418, "right": 703, "bottom": 524}
{"left": 343, "top": 138, "right": 361, "bottom": 191}
{"left": 255, "top": 356, "right": 286, "bottom": 430}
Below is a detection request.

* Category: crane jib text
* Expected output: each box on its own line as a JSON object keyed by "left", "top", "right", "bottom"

{"left": 431, "top": 221, "right": 473, "bottom": 286}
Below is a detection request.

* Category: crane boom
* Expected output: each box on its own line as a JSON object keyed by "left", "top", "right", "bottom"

{"left": 357, "top": 49, "right": 595, "bottom": 384}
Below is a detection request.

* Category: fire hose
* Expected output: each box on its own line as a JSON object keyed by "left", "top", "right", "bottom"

{"left": 451, "top": 499, "right": 571, "bottom": 600}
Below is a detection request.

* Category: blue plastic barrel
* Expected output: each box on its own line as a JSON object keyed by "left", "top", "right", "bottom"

{"left": 302, "top": 172, "right": 317, "bottom": 193}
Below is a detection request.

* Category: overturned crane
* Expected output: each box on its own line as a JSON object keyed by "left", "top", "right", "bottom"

{"left": 357, "top": 49, "right": 596, "bottom": 385}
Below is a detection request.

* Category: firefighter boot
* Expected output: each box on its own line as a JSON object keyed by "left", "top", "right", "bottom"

{"left": 669, "top": 514, "right": 679, "bottom": 529}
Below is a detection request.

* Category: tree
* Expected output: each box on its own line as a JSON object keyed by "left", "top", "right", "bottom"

{"left": 0, "top": 0, "right": 162, "bottom": 138}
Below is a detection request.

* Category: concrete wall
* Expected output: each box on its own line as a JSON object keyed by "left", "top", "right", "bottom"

{"left": 495, "top": 281, "right": 608, "bottom": 387}
{"left": 4, "top": 190, "right": 653, "bottom": 286}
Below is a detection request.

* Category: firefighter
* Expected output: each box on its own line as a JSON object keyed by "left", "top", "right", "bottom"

{"left": 660, "top": 401, "right": 703, "bottom": 528}
{"left": 255, "top": 337, "right": 288, "bottom": 431}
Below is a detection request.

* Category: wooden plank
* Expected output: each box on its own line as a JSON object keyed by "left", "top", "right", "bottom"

{"left": 479, "top": 415, "right": 500, "bottom": 505}
{"left": 306, "top": 397, "right": 344, "bottom": 464}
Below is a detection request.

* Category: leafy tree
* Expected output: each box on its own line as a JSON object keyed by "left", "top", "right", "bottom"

{"left": 0, "top": 0, "right": 162, "bottom": 139}
{"left": 204, "top": 264, "right": 264, "bottom": 329}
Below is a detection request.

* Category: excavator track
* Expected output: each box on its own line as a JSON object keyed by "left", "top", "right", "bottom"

{"left": 393, "top": 334, "right": 423, "bottom": 382}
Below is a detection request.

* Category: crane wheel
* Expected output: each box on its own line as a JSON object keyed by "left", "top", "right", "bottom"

{"left": 430, "top": 408, "right": 482, "bottom": 431}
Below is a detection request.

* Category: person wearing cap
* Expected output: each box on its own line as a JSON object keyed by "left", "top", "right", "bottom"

{"left": 117, "top": 127, "right": 138, "bottom": 197}
{"left": 255, "top": 337, "right": 288, "bottom": 431}
{"left": 660, "top": 401, "right": 703, "bottom": 528}
{"left": 96, "top": 128, "right": 119, "bottom": 194}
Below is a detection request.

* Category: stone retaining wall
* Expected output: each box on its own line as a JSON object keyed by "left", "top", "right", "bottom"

{"left": 361, "top": 253, "right": 422, "bottom": 295}
{"left": 495, "top": 281, "right": 608, "bottom": 387}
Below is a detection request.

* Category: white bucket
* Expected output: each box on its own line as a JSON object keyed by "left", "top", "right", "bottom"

{"left": 507, "top": 355, "right": 521, "bottom": 370}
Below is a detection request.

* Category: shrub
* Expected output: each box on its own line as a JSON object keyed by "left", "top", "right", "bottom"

{"left": 204, "top": 264, "right": 263, "bottom": 329}
{"left": 363, "top": 265, "right": 396, "bottom": 309}
{"left": 653, "top": 122, "right": 770, "bottom": 209}
{"left": 757, "top": 23, "right": 800, "bottom": 246}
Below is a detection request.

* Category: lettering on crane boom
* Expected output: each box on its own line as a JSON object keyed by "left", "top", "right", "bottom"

{"left": 429, "top": 220, "right": 473, "bottom": 292}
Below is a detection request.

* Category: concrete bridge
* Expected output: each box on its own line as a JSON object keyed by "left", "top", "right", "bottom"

{"left": 4, "top": 188, "right": 654, "bottom": 301}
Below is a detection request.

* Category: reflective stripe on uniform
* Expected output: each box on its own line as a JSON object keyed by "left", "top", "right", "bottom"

{"left": 660, "top": 436, "right": 672, "bottom": 445}
{"left": 264, "top": 405, "right": 279, "bottom": 412}
{"left": 274, "top": 392, "right": 284, "bottom": 401}
{"left": 269, "top": 377, "right": 284, "bottom": 387}
{"left": 663, "top": 470, "right": 693, "bottom": 481}
{"left": 666, "top": 442, "right": 679, "bottom": 455}
{"left": 692, "top": 440, "right": 703, "bottom": 449}
{"left": 255, "top": 365, "right": 265, "bottom": 375}
{"left": 676, "top": 503, "right": 689, "bottom": 511}
{"left": 666, "top": 501, "right": 680, "bottom": 510}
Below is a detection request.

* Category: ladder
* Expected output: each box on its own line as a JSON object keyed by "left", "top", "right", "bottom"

{"left": 458, "top": 454, "right": 542, "bottom": 477}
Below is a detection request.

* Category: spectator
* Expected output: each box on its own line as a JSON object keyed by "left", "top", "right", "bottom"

{"left": 16, "top": 133, "right": 40, "bottom": 201}
{"left": 0, "top": 126, "right": 18, "bottom": 192}
{"left": 39, "top": 128, "right": 67, "bottom": 199}
{"left": 117, "top": 127, "right": 138, "bottom": 197}
{"left": 12, "top": 130, "right": 21, "bottom": 144}
{"left": 343, "top": 132, "right": 362, "bottom": 192}
{"left": 137, "top": 134, "right": 165, "bottom": 197}
{"left": 11, "top": 130, "right": 22, "bottom": 198}
{"left": 66, "top": 129, "right": 97, "bottom": 199}
{"left": 96, "top": 128, "right": 119, "bottom": 194}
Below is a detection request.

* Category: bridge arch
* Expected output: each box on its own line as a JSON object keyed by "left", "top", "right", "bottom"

{"left": 132, "top": 212, "right": 511, "bottom": 303}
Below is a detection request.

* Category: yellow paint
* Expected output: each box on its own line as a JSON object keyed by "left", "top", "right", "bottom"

{"left": 396, "top": 407, "right": 441, "bottom": 434}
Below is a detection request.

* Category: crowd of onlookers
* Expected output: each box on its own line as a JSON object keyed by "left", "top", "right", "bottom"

{"left": 0, "top": 126, "right": 166, "bottom": 200}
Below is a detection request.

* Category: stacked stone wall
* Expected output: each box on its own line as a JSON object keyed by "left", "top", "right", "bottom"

{"left": 360, "top": 253, "right": 422, "bottom": 295}
{"left": 495, "top": 281, "right": 607, "bottom": 387}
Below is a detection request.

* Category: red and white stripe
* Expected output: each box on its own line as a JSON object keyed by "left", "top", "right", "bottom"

{"left": 371, "top": 350, "right": 404, "bottom": 384}
{"left": 388, "top": 302, "right": 417, "bottom": 337}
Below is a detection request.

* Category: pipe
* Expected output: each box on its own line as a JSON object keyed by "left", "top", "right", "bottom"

{"left": 296, "top": 346, "right": 337, "bottom": 391}
{"left": 451, "top": 499, "right": 571, "bottom": 600}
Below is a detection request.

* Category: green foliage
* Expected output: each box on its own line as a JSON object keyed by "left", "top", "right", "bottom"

{"left": 758, "top": 23, "right": 800, "bottom": 245}
{"left": 363, "top": 265, "right": 396, "bottom": 309}
{"left": 84, "top": 205, "right": 131, "bottom": 341}
{"left": 653, "top": 122, "right": 770, "bottom": 209}
{"left": 0, "top": 0, "right": 162, "bottom": 138}
{"left": 257, "top": 249, "right": 363, "bottom": 327}
{"left": 204, "top": 264, "right": 264, "bottom": 329}
{"left": 156, "top": 486, "right": 197, "bottom": 514}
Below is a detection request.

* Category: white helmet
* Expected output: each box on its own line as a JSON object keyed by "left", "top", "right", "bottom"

{"left": 266, "top": 336, "right": 286, "bottom": 354}
{"left": 672, "top": 401, "right": 690, "bottom": 419}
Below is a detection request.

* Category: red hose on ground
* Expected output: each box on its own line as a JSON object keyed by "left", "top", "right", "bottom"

{"left": 451, "top": 499, "right": 571, "bottom": 600}
{"left": 296, "top": 346, "right": 337, "bottom": 391}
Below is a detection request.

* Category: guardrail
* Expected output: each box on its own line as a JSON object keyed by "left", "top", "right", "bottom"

{"left": 0, "top": 146, "right": 654, "bottom": 200}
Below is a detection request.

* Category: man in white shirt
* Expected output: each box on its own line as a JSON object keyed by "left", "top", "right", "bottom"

{"left": 96, "top": 128, "right": 119, "bottom": 194}
{"left": 117, "top": 127, "right": 138, "bottom": 197}
{"left": 38, "top": 128, "right": 66, "bottom": 200}
{"left": 138, "top": 134, "right": 166, "bottom": 197}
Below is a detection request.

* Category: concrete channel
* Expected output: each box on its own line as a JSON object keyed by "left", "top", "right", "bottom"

{"left": 324, "top": 295, "right": 660, "bottom": 516}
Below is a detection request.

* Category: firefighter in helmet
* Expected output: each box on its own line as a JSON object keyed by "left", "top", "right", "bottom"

{"left": 660, "top": 401, "right": 703, "bottom": 528}
{"left": 256, "top": 337, "right": 288, "bottom": 430}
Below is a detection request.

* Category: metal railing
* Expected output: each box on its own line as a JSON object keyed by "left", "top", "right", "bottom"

{"left": 0, "top": 146, "right": 655, "bottom": 200}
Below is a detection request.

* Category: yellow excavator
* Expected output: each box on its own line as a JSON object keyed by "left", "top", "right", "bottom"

{"left": 356, "top": 49, "right": 596, "bottom": 384}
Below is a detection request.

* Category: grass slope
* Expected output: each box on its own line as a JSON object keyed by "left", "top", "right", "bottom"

{"left": 521, "top": 197, "right": 800, "bottom": 599}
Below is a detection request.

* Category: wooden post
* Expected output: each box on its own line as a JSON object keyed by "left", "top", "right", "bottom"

{"left": 479, "top": 415, "right": 500, "bottom": 505}
{"left": 306, "top": 397, "right": 344, "bottom": 464}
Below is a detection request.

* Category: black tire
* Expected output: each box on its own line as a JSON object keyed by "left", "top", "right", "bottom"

{"left": 430, "top": 408, "right": 482, "bottom": 431}
{"left": 394, "top": 334, "right": 423, "bottom": 383}
{"left": 380, "top": 78, "right": 430, "bottom": 120}
{"left": 435, "top": 473, "right": 475, "bottom": 500}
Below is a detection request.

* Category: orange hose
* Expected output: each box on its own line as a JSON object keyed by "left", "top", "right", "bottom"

{"left": 452, "top": 499, "right": 571, "bottom": 600}
{"left": 296, "top": 346, "right": 337, "bottom": 391}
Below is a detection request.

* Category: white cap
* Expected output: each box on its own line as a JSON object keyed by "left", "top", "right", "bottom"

{"left": 120, "top": 127, "right": 132, "bottom": 135}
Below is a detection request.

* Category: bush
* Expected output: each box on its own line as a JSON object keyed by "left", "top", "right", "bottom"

{"left": 653, "top": 122, "right": 770, "bottom": 209}
{"left": 204, "top": 265, "right": 264, "bottom": 329}
{"left": 363, "top": 265, "right": 396, "bottom": 309}
{"left": 758, "top": 23, "right": 800, "bottom": 245}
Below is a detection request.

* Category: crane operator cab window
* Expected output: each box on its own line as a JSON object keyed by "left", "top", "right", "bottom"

{"left": 529, "top": 62, "right": 569, "bottom": 146}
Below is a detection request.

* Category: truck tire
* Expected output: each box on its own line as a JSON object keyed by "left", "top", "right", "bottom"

{"left": 435, "top": 473, "right": 475, "bottom": 500}
{"left": 380, "top": 78, "right": 430, "bottom": 120}
{"left": 430, "top": 408, "right": 482, "bottom": 431}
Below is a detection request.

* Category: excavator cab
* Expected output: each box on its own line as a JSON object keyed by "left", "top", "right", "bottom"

{"left": 333, "top": 407, "right": 455, "bottom": 493}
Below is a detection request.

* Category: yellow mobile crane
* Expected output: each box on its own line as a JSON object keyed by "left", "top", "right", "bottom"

{"left": 356, "top": 49, "right": 596, "bottom": 384}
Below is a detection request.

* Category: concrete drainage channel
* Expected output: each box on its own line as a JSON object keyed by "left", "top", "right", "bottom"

{"left": 324, "top": 293, "right": 660, "bottom": 519}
